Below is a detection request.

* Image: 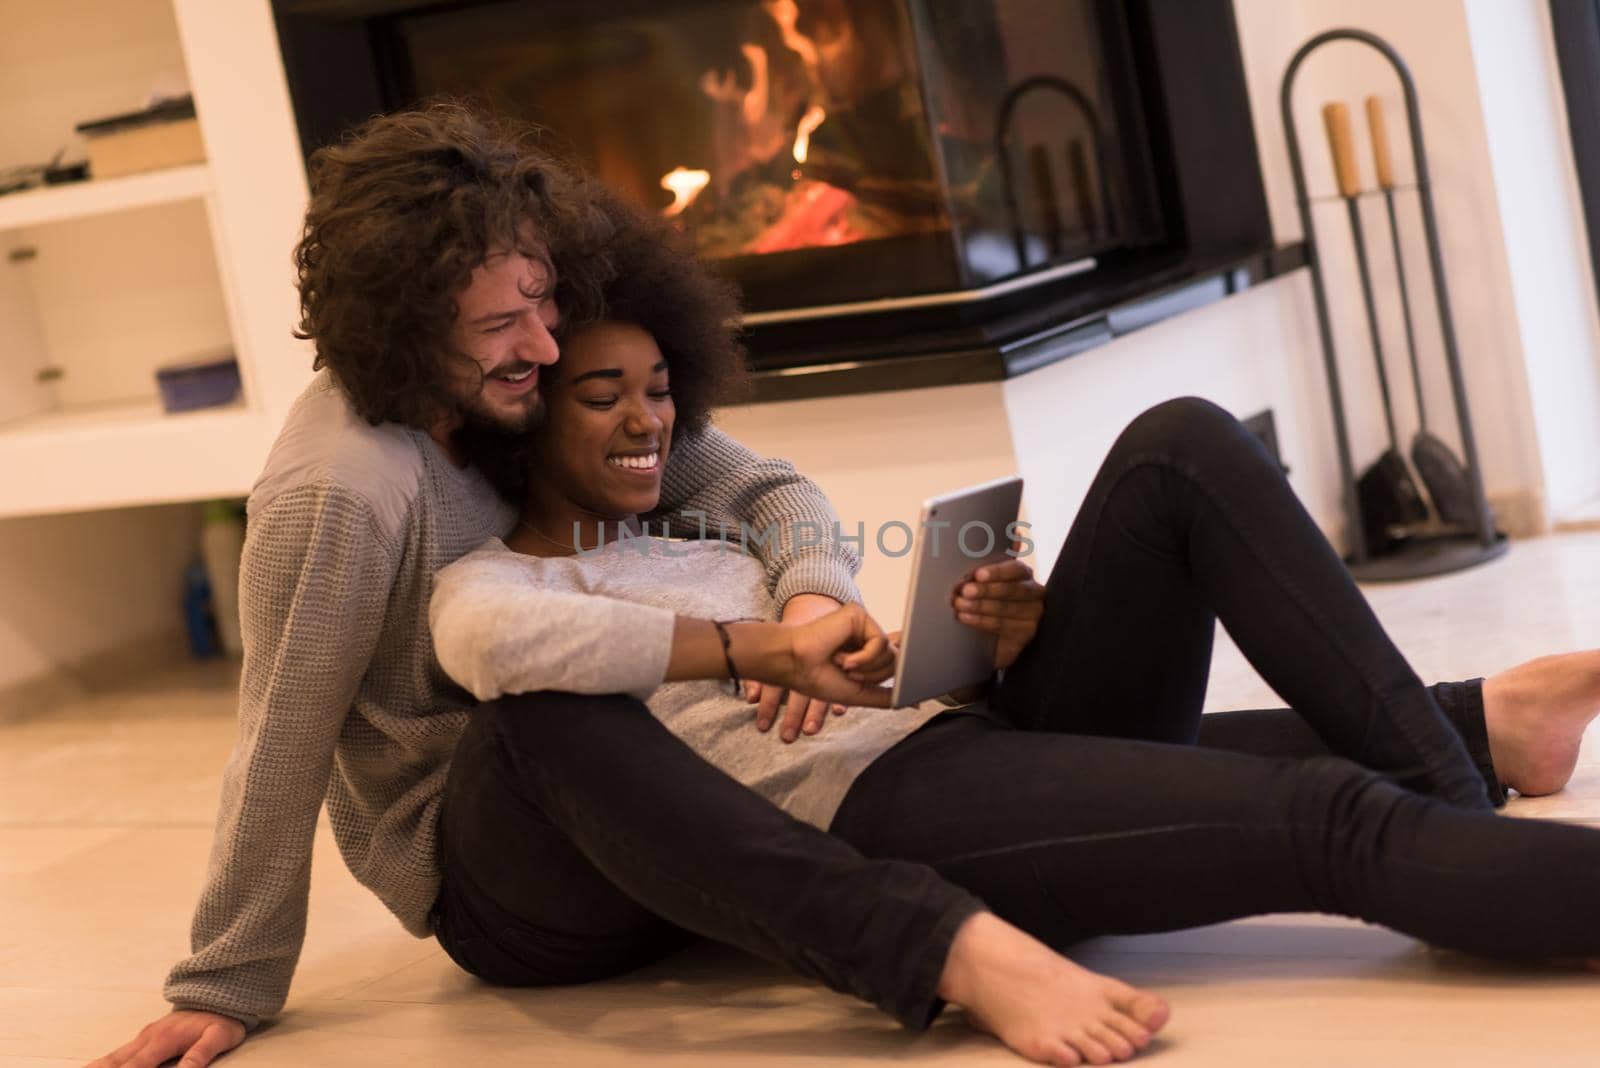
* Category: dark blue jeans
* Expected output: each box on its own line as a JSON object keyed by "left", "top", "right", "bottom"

{"left": 435, "top": 398, "right": 1600, "bottom": 1031}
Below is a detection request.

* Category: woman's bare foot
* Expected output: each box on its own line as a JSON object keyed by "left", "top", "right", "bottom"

{"left": 1482, "top": 650, "right": 1600, "bottom": 796}
{"left": 938, "top": 911, "right": 1169, "bottom": 1065}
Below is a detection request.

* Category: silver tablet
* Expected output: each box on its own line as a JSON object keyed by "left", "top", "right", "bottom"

{"left": 890, "top": 475, "right": 1024, "bottom": 706}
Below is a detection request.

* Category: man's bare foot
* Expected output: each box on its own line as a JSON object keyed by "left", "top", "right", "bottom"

{"left": 938, "top": 911, "right": 1169, "bottom": 1066}
{"left": 1482, "top": 650, "right": 1600, "bottom": 796}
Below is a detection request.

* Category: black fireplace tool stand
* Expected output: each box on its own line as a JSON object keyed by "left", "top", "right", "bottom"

{"left": 1281, "top": 29, "right": 1507, "bottom": 581}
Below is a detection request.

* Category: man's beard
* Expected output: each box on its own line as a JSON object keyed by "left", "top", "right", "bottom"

{"left": 453, "top": 399, "right": 547, "bottom": 506}
{"left": 465, "top": 386, "right": 547, "bottom": 435}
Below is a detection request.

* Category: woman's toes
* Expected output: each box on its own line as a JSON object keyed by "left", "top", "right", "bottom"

{"left": 1068, "top": 1030, "right": 1115, "bottom": 1065}
{"left": 1104, "top": 1012, "right": 1151, "bottom": 1050}
{"left": 1089, "top": 1022, "right": 1136, "bottom": 1060}
{"left": 1026, "top": 1036, "right": 1081, "bottom": 1067}
{"left": 1126, "top": 992, "right": 1170, "bottom": 1031}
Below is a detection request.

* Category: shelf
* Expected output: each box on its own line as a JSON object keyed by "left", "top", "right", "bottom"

{"left": 0, "top": 1, "right": 318, "bottom": 521}
{"left": 1, "top": 395, "right": 237, "bottom": 435}
{"left": 0, "top": 396, "right": 275, "bottom": 519}
{"left": 0, "top": 164, "right": 213, "bottom": 232}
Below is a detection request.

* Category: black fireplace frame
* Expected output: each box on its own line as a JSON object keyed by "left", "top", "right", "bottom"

{"left": 271, "top": 0, "right": 1297, "bottom": 400}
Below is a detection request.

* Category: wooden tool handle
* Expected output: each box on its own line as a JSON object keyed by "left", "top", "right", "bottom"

{"left": 1322, "top": 102, "right": 1361, "bottom": 199}
{"left": 1365, "top": 95, "right": 1395, "bottom": 191}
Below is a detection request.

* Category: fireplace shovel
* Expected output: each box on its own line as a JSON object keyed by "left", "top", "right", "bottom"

{"left": 1323, "top": 101, "right": 1427, "bottom": 554}
{"left": 1364, "top": 95, "right": 1478, "bottom": 529}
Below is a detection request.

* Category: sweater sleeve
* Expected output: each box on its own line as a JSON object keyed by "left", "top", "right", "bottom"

{"left": 651, "top": 425, "right": 862, "bottom": 612}
{"left": 430, "top": 551, "right": 677, "bottom": 702}
{"left": 163, "top": 485, "right": 399, "bottom": 1030}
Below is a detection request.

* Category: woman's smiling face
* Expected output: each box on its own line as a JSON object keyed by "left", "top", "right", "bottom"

{"left": 532, "top": 320, "right": 675, "bottom": 520}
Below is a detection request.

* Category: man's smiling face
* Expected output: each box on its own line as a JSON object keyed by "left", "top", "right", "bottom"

{"left": 445, "top": 233, "right": 562, "bottom": 433}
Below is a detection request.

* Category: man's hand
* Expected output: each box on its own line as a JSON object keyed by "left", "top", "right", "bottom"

{"left": 748, "top": 593, "right": 851, "bottom": 742}
{"left": 774, "top": 603, "right": 897, "bottom": 708}
{"left": 88, "top": 1009, "right": 245, "bottom": 1068}
{"left": 953, "top": 556, "right": 1045, "bottom": 670}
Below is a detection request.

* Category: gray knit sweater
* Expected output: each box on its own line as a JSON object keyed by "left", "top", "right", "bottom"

{"left": 162, "top": 373, "right": 862, "bottom": 1028}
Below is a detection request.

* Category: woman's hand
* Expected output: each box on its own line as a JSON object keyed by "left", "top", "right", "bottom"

{"left": 88, "top": 1009, "right": 245, "bottom": 1068}
{"left": 953, "top": 557, "right": 1045, "bottom": 671}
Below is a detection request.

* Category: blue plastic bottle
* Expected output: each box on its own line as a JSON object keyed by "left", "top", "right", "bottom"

{"left": 183, "top": 560, "right": 219, "bottom": 659}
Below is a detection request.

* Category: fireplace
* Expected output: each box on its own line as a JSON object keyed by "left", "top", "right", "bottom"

{"left": 273, "top": 0, "right": 1284, "bottom": 398}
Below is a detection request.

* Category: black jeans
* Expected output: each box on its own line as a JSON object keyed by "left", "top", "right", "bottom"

{"left": 833, "top": 399, "right": 1600, "bottom": 961}
{"left": 434, "top": 397, "right": 1600, "bottom": 1030}
{"left": 432, "top": 690, "right": 984, "bottom": 1030}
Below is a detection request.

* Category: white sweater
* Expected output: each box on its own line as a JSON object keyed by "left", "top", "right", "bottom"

{"left": 431, "top": 535, "right": 944, "bottom": 831}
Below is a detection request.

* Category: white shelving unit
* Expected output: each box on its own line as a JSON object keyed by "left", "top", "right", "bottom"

{"left": 0, "top": 0, "right": 313, "bottom": 520}
{"left": 0, "top": 163, "right": 211, "bottom": 231}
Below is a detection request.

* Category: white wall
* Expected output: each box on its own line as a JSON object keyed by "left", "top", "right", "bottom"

{"left": 1233, "top": 0, "right": 1549, "bottom": 524}
{"left": 1462, "top": 0, "right": 1600, "bottom": 521}
{"left": 0, "top": 503, "right": 201, "bottom": 697}
{"left": 1004, "top": 273, "right": 1337, "bottom": 582}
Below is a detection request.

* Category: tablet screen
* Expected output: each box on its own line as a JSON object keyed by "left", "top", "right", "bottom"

{"left": 891, "top": 475, "right": 1024, "bottom": 706}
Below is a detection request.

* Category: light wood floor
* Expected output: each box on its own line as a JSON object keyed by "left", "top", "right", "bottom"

{"left": 5, "top": 532, "right": 1600, "bottom": 1067}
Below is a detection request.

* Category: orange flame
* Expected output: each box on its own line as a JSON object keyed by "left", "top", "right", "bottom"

{"left": 792, "top": 105, "right": 827, "bottom": 164}
{"left": 765, "top": 0, "right": 819, "bottom": 74}
{"left": 660, "top": 167, "right": 711, "bottom": 216}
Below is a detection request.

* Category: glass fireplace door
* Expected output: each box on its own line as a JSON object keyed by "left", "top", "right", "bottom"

{"left": 397, "top": 0, "right": 1162, "bottom": 313}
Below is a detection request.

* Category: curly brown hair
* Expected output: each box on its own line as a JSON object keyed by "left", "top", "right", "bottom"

{"left": 294, "top": 100, "right": 622, "bottom": 427}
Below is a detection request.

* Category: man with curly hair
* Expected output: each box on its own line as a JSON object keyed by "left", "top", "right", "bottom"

{"left": 92, "top": 102, "right": 973, "bottom": 1067}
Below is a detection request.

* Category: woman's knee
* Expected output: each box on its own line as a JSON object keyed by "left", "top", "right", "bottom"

{"left": 442, "top": 915, "right": 688, "bottom": 988}
{"left": 472, "top": 690, "right": 647, "bottom": 749}
{"left": 1285, "top": 754, "right": 1415, "bottom": 840}
{"left": 451, "top": 690, "right": 654, "bottom": 811}
{"left": 1115, "top": 397, "right": 1247, "bottom": 459}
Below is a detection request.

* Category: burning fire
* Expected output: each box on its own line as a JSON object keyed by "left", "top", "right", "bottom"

{"left": 792, "top": 105, "right": 827, "bottom": 164}
{"left": 765, "top": 0, "right": 820, "bottom": 78}
{"left": 660, "top": 167, "right": 711, "bottom": 217}
{"left": 659, "top": 0, "right": 877, "bottom": 254}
